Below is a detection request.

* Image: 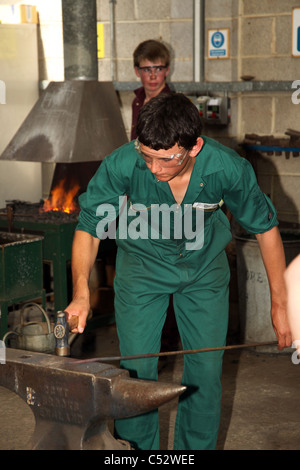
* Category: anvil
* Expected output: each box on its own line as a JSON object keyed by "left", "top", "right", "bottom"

{"left": 0, "top": 348, "right": 186, "bottom": 450}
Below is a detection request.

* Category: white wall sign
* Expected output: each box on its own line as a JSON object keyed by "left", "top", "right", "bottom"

{"left": 208, "top": 29, "right": 229, "bottom": 59}
{"left": 292, "top": 7, "right": 300, "bottom": 57}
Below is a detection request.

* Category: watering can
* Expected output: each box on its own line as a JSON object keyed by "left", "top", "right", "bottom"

{"left": 4, "top": 303, "right": 55, "bottom": 353}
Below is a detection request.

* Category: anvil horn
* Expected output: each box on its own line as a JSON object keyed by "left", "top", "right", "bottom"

{"left": 109, "top": 376, "right": 186, "bottom": 419}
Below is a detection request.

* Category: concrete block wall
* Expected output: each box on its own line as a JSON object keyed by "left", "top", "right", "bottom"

{"left": 96, "top": 0, "right": 194, "bottom": 82}
{"left": 15, "top": 0, "right": 300, "bottom": 225}
{"left": 95, "top": 0, "right": 194, "bottom": 136}
{"left": 236, "top": 0, "right": 300, "bottom": 225}
{"left": 255, "top": 152, "right": 300, "bottom": 226}
{"left": 94, "top": 0, "right": 300, "bottom": 225}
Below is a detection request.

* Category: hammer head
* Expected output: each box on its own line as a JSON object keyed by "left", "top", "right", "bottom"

{"left": 54, "top": 311, "right": 74, "bottom": 356}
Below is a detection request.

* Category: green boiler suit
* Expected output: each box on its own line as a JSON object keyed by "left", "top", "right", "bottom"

{"left": 76, "top": 137, "right": 278, "bottom": 450}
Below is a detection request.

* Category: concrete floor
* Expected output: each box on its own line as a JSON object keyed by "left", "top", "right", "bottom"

{"left": 1, "top": 318, "right": 300, "bottom": 451}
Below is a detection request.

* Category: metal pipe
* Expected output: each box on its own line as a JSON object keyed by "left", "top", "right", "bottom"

{"left": 109, "top": 0, "right": 117, "bottom": 81}
{"left": 113, "top": 80, "right": 295, "bottom": 93}
{"left": 62, "top": 0, "right": 98, "bottom": 80}
{"left": 193, "top": 0, "right": 205, "bottom": 82}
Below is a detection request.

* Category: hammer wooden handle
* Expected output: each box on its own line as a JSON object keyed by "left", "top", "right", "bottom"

{"left": 67, "top": 314, "right": 79, "bottom": 331}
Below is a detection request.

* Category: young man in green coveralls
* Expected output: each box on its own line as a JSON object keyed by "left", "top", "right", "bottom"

{"left": 65, "top": 93, "right": 291, "bottom": 450}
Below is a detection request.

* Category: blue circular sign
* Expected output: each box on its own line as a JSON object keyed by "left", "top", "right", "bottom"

{"left": 211, "top": 31, "right": 225, "bottom": 48}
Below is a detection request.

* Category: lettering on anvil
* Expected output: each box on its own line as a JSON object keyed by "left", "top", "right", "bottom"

{"left": 246, "top": 270, "right": 264, "bottom": 283}
{"left": 44, "top": 383, "right": 69, "bottom": 397}
{"left": 28, "top": 383, "right": 84, "bottom": 425}
{"left": 39, "top": 403, "right": 83, "bottom": 425}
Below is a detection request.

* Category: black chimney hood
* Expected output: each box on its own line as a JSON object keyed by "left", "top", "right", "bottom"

{"left": 0, "top": 0, "right": 128, "bottom": 165}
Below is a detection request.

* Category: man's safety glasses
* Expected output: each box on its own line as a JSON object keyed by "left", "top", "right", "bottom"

{"left": 135, "top": 139, "right": 189, "bottom": 168}
{"left": 137, "top": 65, "right": 168, "bottom": 76}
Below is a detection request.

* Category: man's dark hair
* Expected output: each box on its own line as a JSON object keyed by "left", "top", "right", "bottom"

{"left": 133, "top": 39, "right": 170, "bottom": 68}
{"left": 136, "top": 93, "right": 202, "bottom": 150}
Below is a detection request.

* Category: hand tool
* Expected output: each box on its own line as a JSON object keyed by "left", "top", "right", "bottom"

{"left": 54, "top": 311, "right": 78, "bottom": 356}
{"left": 72, "top": 340, "right": 279, "bottom": 364}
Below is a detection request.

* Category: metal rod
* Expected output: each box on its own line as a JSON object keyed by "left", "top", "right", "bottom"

{"left": 113, "top": 80, "right": 294, "bottom": 93}
{"left": 109, "top": 0, "right": 117, "bottom": 81}
{"left": 193, "top": 0, "right": 205, "bottom": 82}
{"left": 72, "top": 341, "right": 278, "bottom": 364}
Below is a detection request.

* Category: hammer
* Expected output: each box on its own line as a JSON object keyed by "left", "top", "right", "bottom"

{"left": 54, "top": 311, "right": 78, "bottom": 356}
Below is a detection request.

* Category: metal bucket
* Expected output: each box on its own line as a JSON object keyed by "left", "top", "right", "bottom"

{"left": 235, "top": 231, "right": 300, "bottom": 353}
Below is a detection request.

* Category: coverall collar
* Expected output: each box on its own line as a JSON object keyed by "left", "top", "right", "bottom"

{"left": 152, "top": 137, "right": 224, "bottom": 205}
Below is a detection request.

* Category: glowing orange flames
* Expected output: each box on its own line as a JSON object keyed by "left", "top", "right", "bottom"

{"left": 41, "top": 178, "right": 80, "bottom": 214}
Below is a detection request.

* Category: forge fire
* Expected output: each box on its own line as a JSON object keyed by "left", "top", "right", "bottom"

{"left": 41, "top": 179, "right": 80, "bottom": 214}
